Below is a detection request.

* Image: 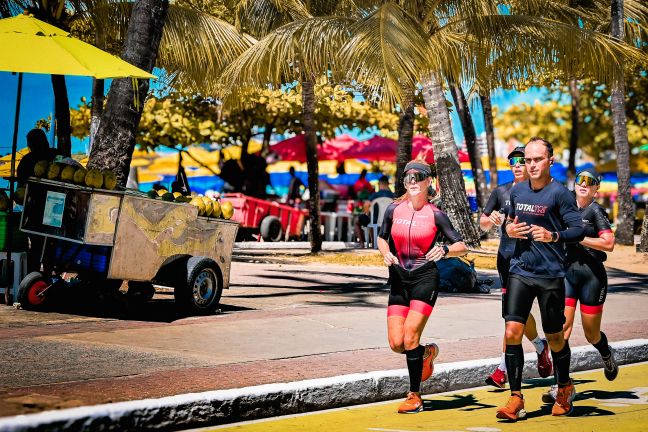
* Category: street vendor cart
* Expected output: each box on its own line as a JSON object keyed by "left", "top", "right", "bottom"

{"left": 17, "top": 177, "right": 238, "bottom": 314}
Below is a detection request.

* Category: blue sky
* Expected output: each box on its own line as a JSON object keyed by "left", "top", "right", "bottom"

{"left": 0, "top": 71, "right": 547, "bottom": 157}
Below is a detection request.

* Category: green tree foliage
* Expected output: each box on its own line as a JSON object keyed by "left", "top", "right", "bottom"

{"left": 494, "top": 76, "right": 648, "bottom": 161}
{"left": 68, "top": 82, "right": 428, "bottom": 150}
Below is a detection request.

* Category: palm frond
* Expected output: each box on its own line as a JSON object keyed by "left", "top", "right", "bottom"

{"left": 231, "top": 0, "right": 312, "bottom": 36}
{"left": 338, "top": 2, "right": 433, "bottom": 106}
{"left": 449, "top": 14, "right": 648, "bottom": 86}
{"left": 219, "top": 16, "right": 353, "bottom": 93}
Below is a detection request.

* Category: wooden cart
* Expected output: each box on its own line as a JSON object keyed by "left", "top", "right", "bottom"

{"left": 17, "top": 178, "right": 238, "bottom": 314}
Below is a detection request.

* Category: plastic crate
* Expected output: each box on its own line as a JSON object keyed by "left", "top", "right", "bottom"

{"left": 0, "top": 212, "right": 28, "bottom": 252}
{"left": 53, "top": 242, "right": 111, "bottom": 273}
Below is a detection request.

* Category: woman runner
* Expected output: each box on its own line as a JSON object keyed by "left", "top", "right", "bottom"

{"left": 377, "top": 160, "right": 468, "bottom": 414}
{"left": 543, "top": 168, "right": 618, "bottom": 403}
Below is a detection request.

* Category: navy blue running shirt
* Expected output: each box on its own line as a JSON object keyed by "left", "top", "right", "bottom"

{"left": 567, "top": 201, "right": 612, "bottom": 263}
{"left": 508, "top": 180, "right": 584, "bottom": 278}
{"left": 483, "top": 182, "right": 516, "bottom": 259}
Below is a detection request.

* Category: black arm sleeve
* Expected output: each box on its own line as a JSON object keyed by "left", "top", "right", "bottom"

{"left": 592, "top": 205, "right": 612, "bottom": 236}
{"left": 482, "top": 187, "right": 500, "bottom": 216}
{"left": 557, "top": 188, "right": 585, "bottom": 243}
{"left": 434, "top": 210, "right": 463, "bottom": 244}
{"left": 378, "top": 203, "right": 397, "bottom": 240}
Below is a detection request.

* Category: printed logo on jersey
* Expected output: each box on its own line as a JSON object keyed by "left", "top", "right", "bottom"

{"left": 394, "top": 218, "right": 417, "bottom": 226}
{"left": 516, "top": 203, "right": 548, "bottom": 216}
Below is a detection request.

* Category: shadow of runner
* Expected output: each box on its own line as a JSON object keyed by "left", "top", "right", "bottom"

{"left": 576, "top": 389, "right": 640, "bottom": 402}
{"left": 422, "top": 394, "right": 496, "bottom": 412}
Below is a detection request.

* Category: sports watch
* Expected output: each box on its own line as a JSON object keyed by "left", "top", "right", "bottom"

{"left": 551, "top": 232, "right": 559, "bottom": 242}
{"left": 442, "top": 245, "right": 450, "bottom": 256}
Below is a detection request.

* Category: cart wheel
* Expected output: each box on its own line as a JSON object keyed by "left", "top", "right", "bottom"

{"left": 175, "top": 257, "right": 222, "bottom": 314}
{"left": 127, "top": 281, "right": 155, "bottom": 301}
{"left": 17, "top": 272, "right": 51, "bottom": 310}
{"left": 260, "top": 216, "right": 283, "bottom": 242}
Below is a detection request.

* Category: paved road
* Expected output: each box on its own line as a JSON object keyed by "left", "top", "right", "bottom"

{"left": 205, "top": 362, "right": 648, "bottom": 432}
{"left": 0, "top": 258, "right": 645, "bottom": 418}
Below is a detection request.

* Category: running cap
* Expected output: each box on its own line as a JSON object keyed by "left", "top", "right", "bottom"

{"left": 507, "top": 146, "right": 526, "bottom": 159}
{"left": 576, "top": 168, "right": 601, "bottom": 183}
{"left": 404, "top": 161, "right": 432, "bottom": 177}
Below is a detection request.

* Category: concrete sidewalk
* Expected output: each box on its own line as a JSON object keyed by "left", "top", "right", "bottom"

{"left": 0, "top": 258, "right": 646, "bottom": 430}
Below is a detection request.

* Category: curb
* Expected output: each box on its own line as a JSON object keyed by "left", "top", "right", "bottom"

{"left": 234, "top": 241, "right": 361, "bottom": 251}
{"left": 1, "top": 338, "right": 646, "bottom": 431}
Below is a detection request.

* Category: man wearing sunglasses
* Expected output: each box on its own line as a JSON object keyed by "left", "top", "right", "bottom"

{"left": 480, "top": 146, "right": 553, "bottom": 390}
{"left": 496, "top": 137, "right": 584, "bottom": 421}
{"left": 542, "top": 168, "right": 617, "bottom": 403}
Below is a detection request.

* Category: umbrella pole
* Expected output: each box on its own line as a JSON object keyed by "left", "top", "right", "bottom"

{"left": 6, "top": 72, "right": 23, "bottom": 306}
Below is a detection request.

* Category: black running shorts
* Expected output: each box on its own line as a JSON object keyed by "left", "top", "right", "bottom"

{"left": 565, "top": 256, "right": 607, "bottom": 313}
{"left": 505, "top": 274, "right": 566, "bottom": 334}
{"left": 497, "top": 252, "right": 511, "bottom": 318}
{"left": 388, "top": 261, "right": 440, "bottom": 310}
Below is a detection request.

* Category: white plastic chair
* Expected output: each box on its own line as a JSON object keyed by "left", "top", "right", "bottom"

{"left": 363, "top": 197, "right": 393, "bottom": 248}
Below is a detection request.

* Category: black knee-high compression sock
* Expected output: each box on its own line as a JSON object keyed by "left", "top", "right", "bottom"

{"left": 405, "top": 345, "right": 425, "bottom": 392}
{"left": 592, "top": 331, "right": 611, "bottom": 358}
{"left": 552, "top": 340, "right": 572, "bottom": 386}
{"left": 505, "top": 344, "right": 524, "bottom": 392}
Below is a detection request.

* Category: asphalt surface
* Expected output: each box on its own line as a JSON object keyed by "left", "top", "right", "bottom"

{"left": 0, "top": 253, "right": 646, "bottom": 426}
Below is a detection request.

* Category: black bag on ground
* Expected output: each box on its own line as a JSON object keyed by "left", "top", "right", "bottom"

{"left": 436, "top": 257, "right": 479, "bottom": 293}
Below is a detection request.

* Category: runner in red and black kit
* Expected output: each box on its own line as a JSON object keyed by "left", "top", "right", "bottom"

{"left": 543, "top": 168, "right": 618, "bottom": 403}
{"left": 480, "top": 146, "right": 552, "bottom": 389}
{"left": 496, "top": 138, "right": 584, "bottom": 421}
{"left": 378, "top": 160, "right": 467, "bottom": 414}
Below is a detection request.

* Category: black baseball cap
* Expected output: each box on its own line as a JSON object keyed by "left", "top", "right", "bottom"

{"left": 507, "top": 146, "right": 526, "bottom": 159}
{"left": 576, "top": 168, "right": 601, "bottom": 184}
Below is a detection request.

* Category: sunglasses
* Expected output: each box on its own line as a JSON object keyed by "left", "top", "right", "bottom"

{"left": 575, "top": 174, "right": 600, "bottom": 186}
{"left": 403, "top": 171, "right": 429, "bottom": 184}
{"left": 509, "top": 156, "right": 525, "bottom": 166}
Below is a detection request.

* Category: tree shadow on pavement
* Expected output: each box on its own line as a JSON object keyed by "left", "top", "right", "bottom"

{"left": 522, "top": 403, "right": 615, "bottom": 420}
{"left": 522, "top": 377, "right": 596, "bottom": 390}
{"left": 576, "top": 389, "right": 640, "bottom": 402}
{"left": 423, "top": 393, "right": 495, "bottom": 412}
{"left": 606, "top": 268, "right": 648, "bottom": 294}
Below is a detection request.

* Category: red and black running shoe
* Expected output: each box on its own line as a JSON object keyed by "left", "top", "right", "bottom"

{"left": 485, "top": 367, "right": 507, "bottom": 389}
{"left": 537, "top": 339, "right": 553, "bottom": 378}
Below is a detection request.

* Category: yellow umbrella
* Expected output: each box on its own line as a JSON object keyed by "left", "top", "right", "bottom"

{"left": 0, "top": 14, "right": 155, "bottom": 79}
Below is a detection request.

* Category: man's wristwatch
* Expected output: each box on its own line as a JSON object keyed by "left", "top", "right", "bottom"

{"left": 551, "top": 232, "right": 559, "bottom": 242}
{"left": 442, "top": 245, "right": 449, "bottom": 256}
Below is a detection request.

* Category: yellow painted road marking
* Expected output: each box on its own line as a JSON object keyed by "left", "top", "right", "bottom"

{"left": 207, "top": 363, "right": 648, "bottom": 432}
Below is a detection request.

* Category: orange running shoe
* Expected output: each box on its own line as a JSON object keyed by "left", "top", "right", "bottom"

{"left": 552, "top": 380, "right": 576, "bottom": 416}
{"left": 421, "top": 343, "right": 439, "bottom": 382}
{"left": 536, "top": 339, "right": 553, "bottom": 378}
{"left": 397, "top": 391, "right": 423, "bottom": 414}
{"left": 496, "top": 394, "right": 526, "bottom": 421}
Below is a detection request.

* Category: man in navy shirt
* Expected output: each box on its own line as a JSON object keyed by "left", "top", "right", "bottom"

{"left": 480, "top": 146, "right": 552, "bottom": 389}
{"left": 496, "top": 137, "right": 584, "bottom": 421}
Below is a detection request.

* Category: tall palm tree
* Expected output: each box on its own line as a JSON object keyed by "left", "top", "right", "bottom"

{"left": 609, "top": 0, "right": 635, "bottom": 245}
{"left": 220, "top": 0, "right": 356, "bottom": 252}
{"left": 479, "top": 91, "right": 497, "bottom": 189}
{"left": 339, "top": 0, "right": 646, "bottom": 247}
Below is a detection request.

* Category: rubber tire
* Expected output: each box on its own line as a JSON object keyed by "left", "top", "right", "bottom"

{"left": 174, "top": 257, "right": 222, "bottom": 314}
{"left": 260, "top": 216, "right": 283, "bottom": 242}
{"left": 17, "top": 272, "right": 50, "bottom": 311}
{"left": 127, "top": 281, "right": 155, "bottom": 301}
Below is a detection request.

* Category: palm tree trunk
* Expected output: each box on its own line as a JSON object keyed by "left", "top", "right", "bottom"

{"left": 610, "top": 0, "right": 634, "bottom": 245}
{"left": 639, "top": 210, "right": 648, "bottom": 252}
{"left": 395, "top": 86, "right": 415, "bottom": 196}
{"left": 89, "top": 78, "right": 105, "bottom": 153}
{"left": 450, "top": 83, "right": 488, "bottom": 209}
{"left": 261, "top": 123, "right": 273, "bottom": 156}
{"left": 480, "top": 92, "right": 498, "bottom": 189}
{"left": 87, "top": 0, "right": 169, "bottom": 185}
{"left": 568, "top": 79, "right": 580, "bottom": 178}
{"left": 302, "top": 76, "right": 322, "bottom": 253}
{"left": 421, "top": 73, "right": 480, "bottom": 248}
{"left": 51, "top": 74, "right": 72, "bottom": 157}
